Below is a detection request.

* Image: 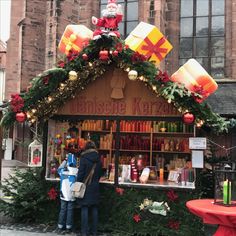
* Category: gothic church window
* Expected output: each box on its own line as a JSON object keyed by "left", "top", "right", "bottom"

{"left": 179, "top": 0, "right": 225, "bottom": 78}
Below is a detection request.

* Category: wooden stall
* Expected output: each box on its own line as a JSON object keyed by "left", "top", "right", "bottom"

{"left": 45, "top": 67, "right": 195, "bottom": 189}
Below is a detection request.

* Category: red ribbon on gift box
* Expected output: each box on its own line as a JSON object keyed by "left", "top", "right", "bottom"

{"left": 141, "top": 37, "right": 168, "bottom": 61}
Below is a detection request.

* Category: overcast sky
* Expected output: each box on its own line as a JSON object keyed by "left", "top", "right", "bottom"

{"left": 0, "top": 0, "right": 11, "bottom": 43}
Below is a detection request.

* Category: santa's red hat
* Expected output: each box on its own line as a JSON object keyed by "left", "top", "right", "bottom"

{"left": 107, "top": 0, "right": 118, "bottom": 8}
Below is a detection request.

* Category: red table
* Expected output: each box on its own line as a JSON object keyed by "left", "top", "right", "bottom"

{"left": 186, "top": 199, "right": 236, "bottom": 236}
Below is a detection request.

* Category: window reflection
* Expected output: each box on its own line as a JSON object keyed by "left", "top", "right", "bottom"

{"left": 180, "top": 18, "right": 193, "bottom": 37}
{"left": 196, "top": 0, "right": 209, "bottom": 16}
{"left": 196, "top": 38, "right": 208, "bottom": 57}
{"left": 211, "top": 57, "right": 225, "bottom": 78}
{"left": 179, "top": 0, "right": 225, "bottom": 78}
{"left": 212, "top": 16, "right": 224, "bottom": 35}
{"left": 180, "top": 0, "right": 193, "bottom": 17}
{"left": 180, "top": 38, "right": 193, "bottom": 58}
{"left": 212, "top": 0, "right": 224, "bottom": 15}
{"left": 127, "top": 2, "right": 138, "bottom": 21}
{"left": 211, "top": 37, "right": 224, "bottom": 57}
{"left": 196, "top": 17, "right": 208, "bottom": 36}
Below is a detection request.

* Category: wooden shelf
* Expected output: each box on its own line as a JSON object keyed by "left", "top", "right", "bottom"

{"left": 98, "top": 148, "right": 111, "bottom": 151}
{"left": 119, "top": 149, "right": 151, "bottom": 152}
{"left": 152, "top": 150, "right": 191, "bottom": 154}
{"left": 152, "top": 132, "right": 193, "bottom": 135}
{"left": 81, "top": 130, "right": 110, "bottom": 133}
{"left": 98, "top": 149, "right": 190, "bottom": 154}
{"left": 120, "top": 131, "right": 151, "bottom": 134}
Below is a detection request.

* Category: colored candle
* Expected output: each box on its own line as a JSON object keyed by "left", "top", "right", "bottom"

{"left": 223, "top": 179, "right": 231, "bottom": 205}
{"left": 159, "top": 168, "right": 164, "bottom": 182}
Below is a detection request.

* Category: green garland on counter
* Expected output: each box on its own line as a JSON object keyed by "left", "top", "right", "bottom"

{"left": 0, "top": 36, "right": 233, "bottom": 133}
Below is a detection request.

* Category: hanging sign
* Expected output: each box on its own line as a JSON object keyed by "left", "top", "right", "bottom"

{"left": 189, "top": 137, "right": 207, "bottom": 150}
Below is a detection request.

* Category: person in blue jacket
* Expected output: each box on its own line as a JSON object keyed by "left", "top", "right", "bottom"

{"left": 57, "top": 153, "right": 78, "bottom": 233}
{"left": 77, "top": 140, "right": 102, "bottom": 236}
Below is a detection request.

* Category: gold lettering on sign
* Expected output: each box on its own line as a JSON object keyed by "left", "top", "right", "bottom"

{"left": 132, "top": 97, "right": 176, "bottom": 116}
{"left": 69, "top": 96, "right": 126, "bottom": 115}
{"left": 67, "top": 96, "right": 178, "bottom": 116}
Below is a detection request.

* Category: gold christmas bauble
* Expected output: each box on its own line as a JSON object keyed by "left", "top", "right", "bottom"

{"left": 128, "top": 70, "right": 138, "bottom": 81}
{"left": 69, "top": 71, "right": 78, "bottom": 81}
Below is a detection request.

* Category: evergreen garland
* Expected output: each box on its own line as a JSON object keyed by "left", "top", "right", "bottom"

{"left": 0, "top": 36, "right": 233, "bottom": 133}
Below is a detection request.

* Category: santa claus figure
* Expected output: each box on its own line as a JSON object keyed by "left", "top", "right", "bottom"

{"left": 92, "top": 0, "right": 123, "bottom": 39}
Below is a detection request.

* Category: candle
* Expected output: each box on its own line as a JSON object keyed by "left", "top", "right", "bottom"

{"left": 159, "top": 168, "right": 164, "bottom": 182}
{"left": 223, "top": 179, "right": 231, "bottom": 205}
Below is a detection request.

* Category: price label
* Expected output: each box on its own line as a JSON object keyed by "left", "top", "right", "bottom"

{"left": 189, "top": 137, "right": 207, "bottom": 150}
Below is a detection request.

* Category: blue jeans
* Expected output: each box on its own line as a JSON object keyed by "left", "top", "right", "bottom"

{"left": 81, "top": 205, "right": 98, "bottom": 236}
{"left": 58, "top": 200, "right": 75, "bottom": 229}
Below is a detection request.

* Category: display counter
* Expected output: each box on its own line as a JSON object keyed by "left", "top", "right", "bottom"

{"left": 100, "top": 179, "right": 195, "bottom": 189}
{"left": 46, "top": 177, "right": 195, "bottom": 189}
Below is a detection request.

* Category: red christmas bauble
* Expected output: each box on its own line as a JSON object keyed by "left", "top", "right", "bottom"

{"left": 99, "top": 50, "right": 109, "bottom": 60}
{"left": 82, "top": 53, "right": 88, "bottom": 60}
{"left": 182, "top": 112, "right": 195, "bottom": 124}
{"left": 16, "top": 112, "right": 26, "bottom": 123}
{"left": 112, "top": 50, "right": 119, "bottom": 57}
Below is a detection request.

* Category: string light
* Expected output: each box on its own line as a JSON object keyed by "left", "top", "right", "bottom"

{"left": 26, "top": 112, "right": 31, "bottom": 118}
{"left": 60, "top": 83, "right": 65, "bottom": 88}
{"left": 196, "top": 120, "right": 204, "bottom": 128}
{"left": 31, "top": 118, "right": 36, "bottom": 123}
{"left": 207, "top": 138, "right": 236, "bottom": 155}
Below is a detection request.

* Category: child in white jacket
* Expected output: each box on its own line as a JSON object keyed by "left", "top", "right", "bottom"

{"left": 57, "top": 153, "right": 78, "bottom": 232}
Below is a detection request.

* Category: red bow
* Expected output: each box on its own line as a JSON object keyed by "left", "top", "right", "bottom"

{"left": 141, "top": 37, "right": 168, "bottom": 62}
{"left": 10, "top": 94, "right": 24, "bottom": 113}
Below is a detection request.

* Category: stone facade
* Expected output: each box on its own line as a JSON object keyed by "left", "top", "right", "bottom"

{"left": 5, "top": 0, "right": 47, "bottom": 98}
{"left": 0, "top": 40, "right": 6, "bottom": 102}
{"left": 0, "top": 40, "right": 6, "bottom": 70}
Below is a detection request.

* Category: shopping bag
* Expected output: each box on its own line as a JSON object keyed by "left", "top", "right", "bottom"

{"left": 72, "top": 182, "right": 86, "bottom": 198}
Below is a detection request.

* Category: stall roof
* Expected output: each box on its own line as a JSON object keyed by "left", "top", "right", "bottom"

{"left": 207, "top": 81, "right": 236, "bottom": 116}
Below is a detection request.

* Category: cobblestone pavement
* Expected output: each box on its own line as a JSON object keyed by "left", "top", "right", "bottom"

{"left": 0, "top": 229, "right": 66, "bottom": 236}
{"left": 0, "top": 223, "right": 114, "bottom": 235}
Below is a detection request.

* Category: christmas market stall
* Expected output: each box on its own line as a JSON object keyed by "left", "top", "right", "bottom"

{"left": 0, "top": 2, "right": 233, "bottom": 235}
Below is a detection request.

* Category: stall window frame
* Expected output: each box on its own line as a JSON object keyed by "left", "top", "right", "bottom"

{"left": 46, "top": 114, "right": 194, "bottom": 188}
